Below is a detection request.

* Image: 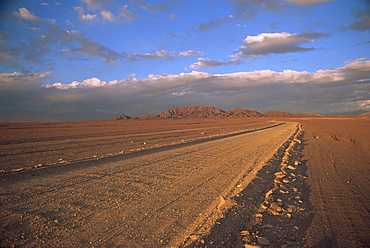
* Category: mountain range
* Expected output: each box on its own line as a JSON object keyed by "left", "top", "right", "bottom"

{"left": 112, "top": 106, "right": 327, "bottom": 120}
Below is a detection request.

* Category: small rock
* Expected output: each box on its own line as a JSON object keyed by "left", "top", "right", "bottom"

{"left": 270, "top": 202, "right": 282, "bottom": 212}
{"left": 257, "top": 237, "right": 271, "bottom": 246}
{"left": 280, "top": 184, "right": 289, "bottom": 190}
{"left": 267, "top": 208, "right": 280, "bottom": 216}
{"left": 241, "top": 231, "right": 251, "bottom": 236}
{"left": 294, "top": 226, "right": 299, "bottom": 231}
{"left": 255, "top": 213, "right": 263, "bottom": 218}
{"left": 245, "top": 244, "right": 261, "bottom": 248}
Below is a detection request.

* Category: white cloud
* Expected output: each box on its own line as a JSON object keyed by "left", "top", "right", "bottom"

{"left": 12, "top": 8, "right": 42, "bottom": 21}
{"left": 46, "top": 58, "right": 370, "bottom": 92}
{"left": 74, "top": 7, "right": 97, "bottom": 20}
{"left": 100, "top": 10, "right": 119, "bottom": 21}
{"left": 82, "top": 0, "right": 113, "bottom": 10}
{"left": 189, "top": 58, "right": 242, "bottom": 70}
{"left": 118, "top": 5, "right": 137, "bottom": 23}
{"left": 3, "top": 59, "right": 370, "bottom": 117}
{"left": 0, "top": 71, "right": 52, "bottom": 90}
{"left": 125, "top": 50, "right": 175, "bottom": 61}
{"left": 235, "top": 31, "right": 329, "bottom": 58}
{"left": 178, "top": 50, "right": 204, "bottom": 56}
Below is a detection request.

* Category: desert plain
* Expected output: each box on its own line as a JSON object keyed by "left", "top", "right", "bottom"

{"left": 0, "top": 117, "right": 369, "bottom": 247}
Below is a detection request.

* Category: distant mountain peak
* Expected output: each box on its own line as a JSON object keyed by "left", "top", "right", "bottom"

{"left": 111, "top": 106, "right": 325, "bottom": 120}
{"left": 111, "top": 114, "right": 131, "bottom": 120}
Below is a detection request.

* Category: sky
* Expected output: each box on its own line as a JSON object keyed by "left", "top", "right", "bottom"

{"left": 0, "top": 0, "right": 369, "bottom": 120}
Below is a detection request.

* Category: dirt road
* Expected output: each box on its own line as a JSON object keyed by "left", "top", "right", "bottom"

{"left": 0, "top": 119, "right": 274, "bottom": 172}
{"left": 0, "top": 122, "right": 297, "bottom": 247}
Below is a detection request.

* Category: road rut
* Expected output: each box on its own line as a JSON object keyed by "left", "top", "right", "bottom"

{"left": 0, "top": 122, "right": 297, "bottom": 247}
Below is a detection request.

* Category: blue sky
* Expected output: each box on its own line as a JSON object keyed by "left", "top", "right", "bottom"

{"left": 0, "top": 0, "right": 369, "bottom": 120}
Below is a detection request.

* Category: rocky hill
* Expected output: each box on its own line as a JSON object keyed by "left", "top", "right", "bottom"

{"left": 112, "top": 106, "right": 325, "bottom": 120}
{"left": 262, "top": 111, "right": 326, "bottom": 118}
{"left": 359, "top": 111, "right": 370, "bottom": 116}
{"left": 110, "top": 114, "right": 131, "bottom": 120}
{"left": 138, "top": 106, "right": 262, "bottom": 119}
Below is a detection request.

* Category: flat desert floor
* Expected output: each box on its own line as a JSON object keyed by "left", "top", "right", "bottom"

{"left": 0, "top": 117, "right": 369, "bottom": 247}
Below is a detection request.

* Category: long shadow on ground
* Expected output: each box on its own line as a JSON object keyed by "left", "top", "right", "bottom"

{"left": 185, "top": 129, "right": 314, "bottom": 248}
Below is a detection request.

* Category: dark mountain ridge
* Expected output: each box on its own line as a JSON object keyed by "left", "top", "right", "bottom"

{"left": 112, "top": 106, "right": 325, "bottom": 120}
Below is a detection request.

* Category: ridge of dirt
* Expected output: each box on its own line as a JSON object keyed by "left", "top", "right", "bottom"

{"left": 181, "top": 124, "right": 312, "bottom": 247}
{"left": 0, "top": 123, "right": 285, "bottom": 182}
{"left": 0, "top": 119, "right": 277, "bottom": 173}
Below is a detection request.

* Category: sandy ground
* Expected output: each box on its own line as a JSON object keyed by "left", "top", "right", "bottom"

{"left": 0, "top": 119, "right": 274, "bottom": 173}
{"left": 300, "top": 118, "right": 370, "bottom": 247}
{"left": 0, "top": 121, "right": 296, "bottom": 247}
{"left": 0, "top": 117, "right": 369, "bottom": 247}
{"left": 186, "top": 117, "right": 370, "bottom": 248}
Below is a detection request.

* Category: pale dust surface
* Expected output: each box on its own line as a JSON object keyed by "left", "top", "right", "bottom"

{"left": 300, "top": 118, "right": 370, "bottom": 247}
{"left": 0, "top": 121, "right": 297, "bottom": 247}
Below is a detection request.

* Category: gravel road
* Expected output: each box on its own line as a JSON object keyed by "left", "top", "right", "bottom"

{"left": 0, "top": 122, "right": 297, "bottom": 247}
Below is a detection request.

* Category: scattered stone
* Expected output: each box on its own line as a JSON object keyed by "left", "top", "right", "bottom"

{"left": 282, "top": 179, "right": 290, "bottom": 183}
{"left": 262, "top": 224, "right": 273, "bottom": 228}
{"left": 257, "top": 236, "right": 271, "bottom": 246}
{"left": 267, "top": 208, "right": 280, "bottom": 216}
{"left": 280, "top": 185, "right": 289, "bottom": 191}
{"left": 287, "top": 165, "right": 296, "bottom": 170}
{"left": 287, "top": 205, "right": 296, "bottom": 212}
{"left": 294, "top": 226, "right": 299, "bottom": 231}
{"left": 245, "top": 244, "right": 261, "bottom": 248}
{"left": 217, "top": 196, "right": 226, "bottom": 209}
{"left": 270, "top": 202, "right": 282, "bottom": 212}
{"left": 255, "top": 213, "right": 263, "bottom": 218}
{"left": 274, "top": 172, "right": 286, "bottom": 179}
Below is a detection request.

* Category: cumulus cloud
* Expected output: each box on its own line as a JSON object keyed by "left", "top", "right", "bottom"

{"left": 3, "top": 58, "right": 370, "bottom": 116}
{"left": 235, "top": 31, "right": 329, "bottom": 58}
{"left": 0, "top": 71, "right": 52, "bottom": 87}
{"left": 12, "top": 8, "right": 42, "bottom": 21}
{"left": 46, "top": 58, "right": 370, "bottom": 92}
{"left": 189, "top": 58, "right": 242, "bottom": 70}
{"left": 100, "top": 9, "right": 119, "bottom": 21}
{"left": 74, "top": 7, "right": 97, "bottom": 20}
